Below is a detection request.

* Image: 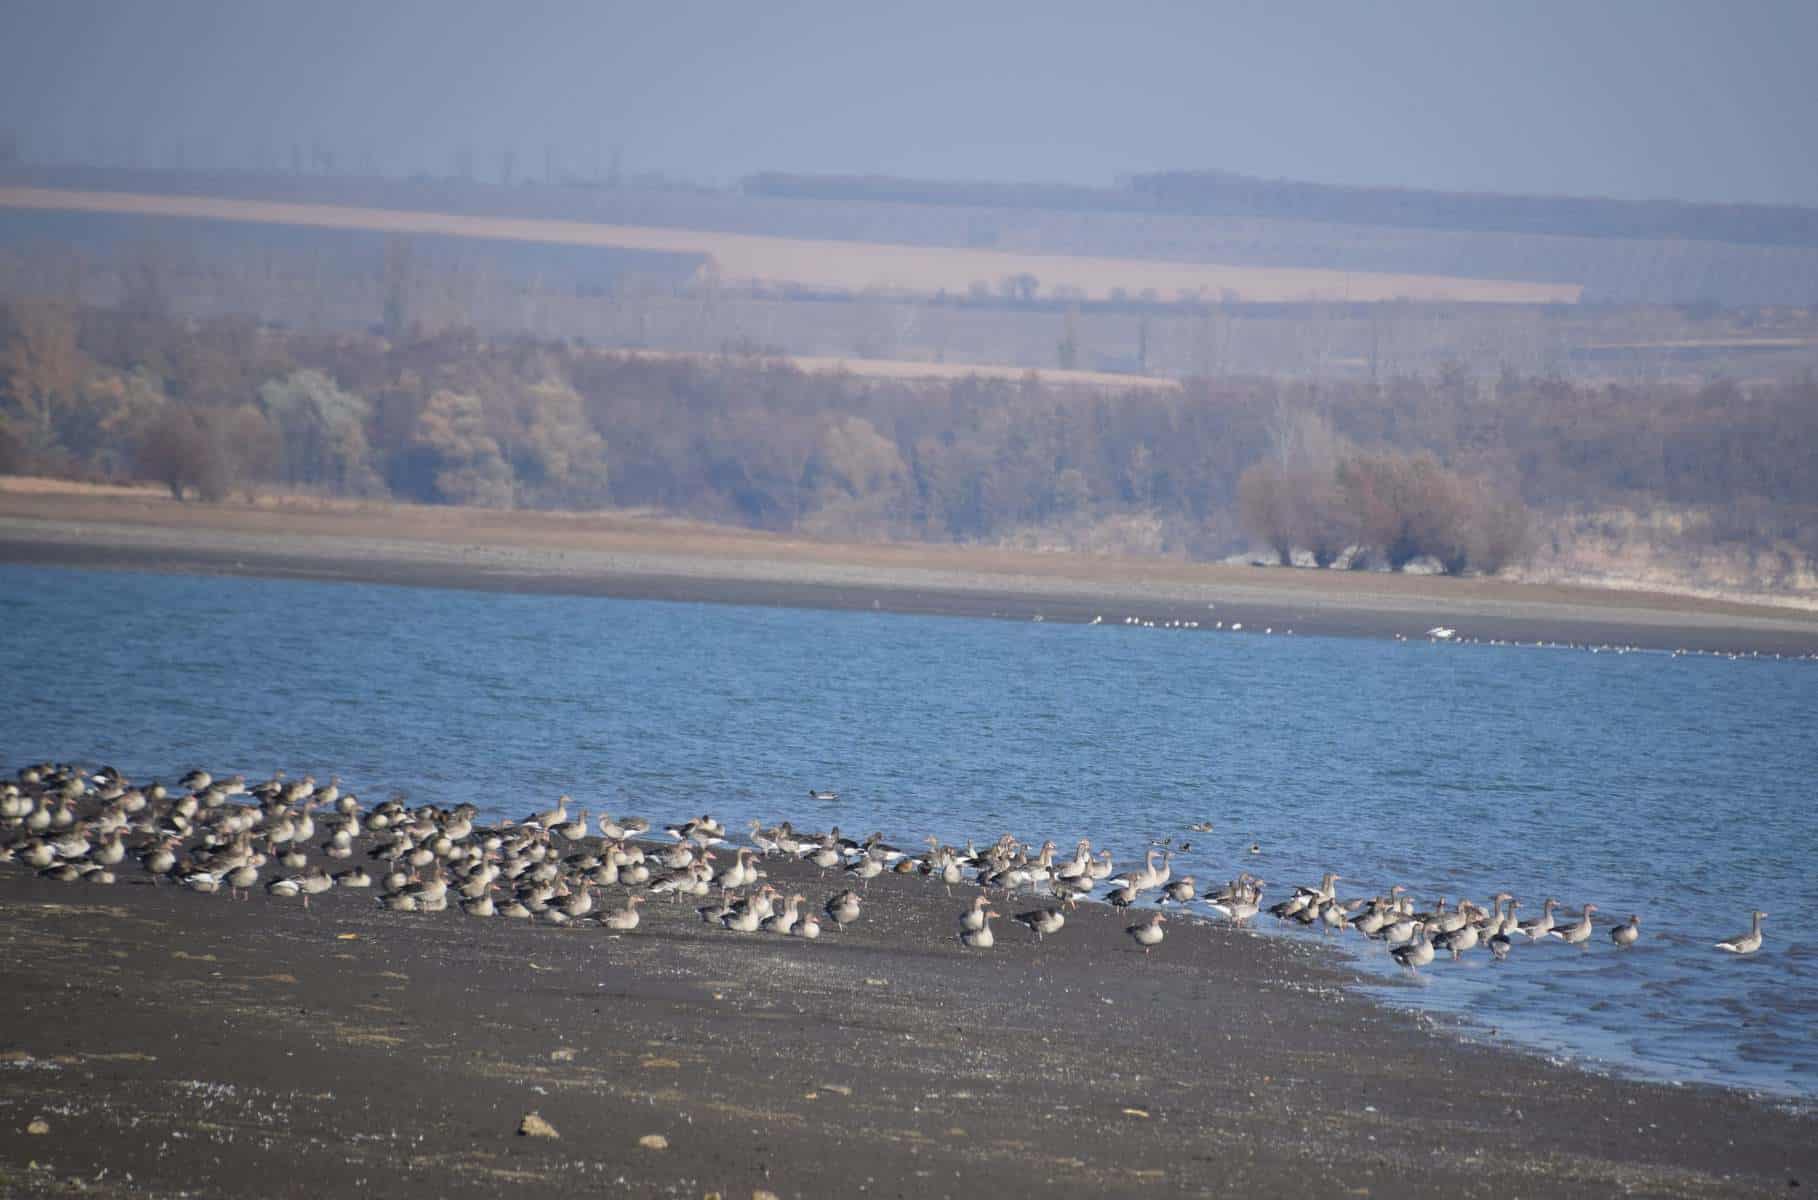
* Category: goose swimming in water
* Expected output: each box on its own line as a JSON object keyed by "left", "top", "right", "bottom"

{"left": 1391, "top": 923, "right": 1436, "bottom": 970}
{"left": 1518, "top": 898, "right": 1561, "bottom": 941}
{"left": 1548, "top": 903, "right": 1597, "bottom": 946}
{"left": 1714, "top": 910, "right": 1766, "bottom": 955}
{"left": 1611, "top": 914, "right": 1641, "bottom": 947}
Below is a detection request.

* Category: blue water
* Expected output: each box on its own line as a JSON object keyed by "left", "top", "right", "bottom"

{"left": 3, "top": 564, "right": 1814, "bottom": 1098}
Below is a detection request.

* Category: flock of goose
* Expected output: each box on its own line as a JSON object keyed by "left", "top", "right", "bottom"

{"left": 0, "top": 764, "right": 1769, "bottom": 970}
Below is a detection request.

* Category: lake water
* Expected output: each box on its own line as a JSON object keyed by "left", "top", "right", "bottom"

{"left": 3, "top": 563, "right": 1814, "bottom": 1100}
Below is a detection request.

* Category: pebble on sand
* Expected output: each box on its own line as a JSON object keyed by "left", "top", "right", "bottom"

{"left": 517, "top": 1112, "right": 559, "bottom": 1138}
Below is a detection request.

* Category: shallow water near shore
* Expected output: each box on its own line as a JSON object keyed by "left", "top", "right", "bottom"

{"left": 4, "top": 562, "right": 1815, "bottom": 1099}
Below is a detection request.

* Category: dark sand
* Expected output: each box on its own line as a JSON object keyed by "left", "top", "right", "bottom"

{"left": 2, "top": 841, "right": 1814, "bottom": 1199}
{"left": 3, "top": 487, "right": 1818, "bottom": 656}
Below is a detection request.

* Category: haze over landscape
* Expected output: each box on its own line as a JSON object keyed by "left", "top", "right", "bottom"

{"left": 7, "top": 0, "right": 1818, "bottom": 205}
{"left": 6, "top": 5, "right": 1818, "bottom": 1198}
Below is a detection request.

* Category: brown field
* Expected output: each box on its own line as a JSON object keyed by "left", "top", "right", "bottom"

{"left": 3, "top": 478, "right": 1815, "bottom": 655}
{"left": 605, "top": 348, "right": 1183, "bottom": 390}
{"left": 0, "top": 185, "right": 1583, "bottom": 305}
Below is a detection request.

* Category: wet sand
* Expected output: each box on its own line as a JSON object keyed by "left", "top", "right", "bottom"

{"left": 3, "top": 486, "right": 1817, "bottom": 656}
{"left": 2, "top": 836, "right": 1813, "bottom": 1199}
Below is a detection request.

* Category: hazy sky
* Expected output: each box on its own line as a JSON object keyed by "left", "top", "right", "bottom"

{"left": 5, "top": 0, "right": 1817, "bottom": 206}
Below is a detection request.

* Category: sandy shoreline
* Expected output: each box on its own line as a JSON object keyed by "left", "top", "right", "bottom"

{"left": 3, "top": 488, "right": 1818, "bottom": 656}
{"left": 3, "top": 807, "right": 1814, "bottom": 1199}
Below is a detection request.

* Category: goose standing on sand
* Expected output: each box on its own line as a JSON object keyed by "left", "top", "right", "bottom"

{"left": 1127, "top": 911, "right": 1166, "bottom": 955}
{"left": 959, "top": 894, "right": 991, "bottom": 933}
{"left": 959, "top": 908, "right": 997, "bottom": 949}
{"left": 825, "top": 890, "right": 862, "bottom": 932}
{"left": 602, "top": 895, "right": 646, "bottom": 931}
{"left": 1714, "top": 911, "right": 1766, "bottom": 955}
{"left": 1611, "top": 914, "right": 1641, "bottom": 947}
{"left": 761, "top": 893, "right": 805, "bottom": 935}
{"left": 1013, "top": 907, "right": 1066, "bottom": 942}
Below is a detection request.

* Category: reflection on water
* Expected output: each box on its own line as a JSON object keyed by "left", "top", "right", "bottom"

{"left": 3, "top": 564, "right": 1813, "bottom": 1097}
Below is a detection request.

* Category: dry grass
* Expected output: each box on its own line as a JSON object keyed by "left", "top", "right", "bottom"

{"left": 0, "top": 185, "right": 1581, "bottom": 305}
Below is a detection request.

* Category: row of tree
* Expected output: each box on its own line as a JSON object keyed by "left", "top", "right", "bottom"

{"left": 1239, "top": 452, "right": 1530, "bottom": 573}
{"left": 4, "top": 297, "right": 1816, "bottom": 576}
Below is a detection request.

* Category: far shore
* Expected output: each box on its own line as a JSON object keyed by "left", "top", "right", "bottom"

{"left": 4, "top": 480, "right": 1818, "bottom": 656}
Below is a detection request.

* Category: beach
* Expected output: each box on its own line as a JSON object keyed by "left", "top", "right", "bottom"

{"left": 3, "top": 483, "right": 1818, "bottom": 657}
{"left": 2, "top": 832, "right": 1813, "bottom": 1199}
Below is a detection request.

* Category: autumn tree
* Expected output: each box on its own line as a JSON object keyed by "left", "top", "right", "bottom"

{"left": 137, "top": 405, "right": 226, "bottom": 501}
{"left": 258, "top": 369, "right": 381, "bottom": 494}
{"left": 411, "top": 388, "right": 515, "bottom": 507}
{"left": 1, "top": 300, "right": 83, "bottom": 451}
{"left": 510, "top": 378, "right": 608, "bottom": 507}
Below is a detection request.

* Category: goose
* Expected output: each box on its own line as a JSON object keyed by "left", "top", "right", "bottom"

{"left": 140, "top": 837, "right": 180, "bottom": 881}
{"left": 959, "top": 909, "right": 997, "bottom": 949}
{"left": 1013, "top": 907, "right": 1066, "bottom": 942}
{"left": 722, "top": 901, "right": 763, "bottom": 933}
{"left": 1158, "top": 876, "right": 1197, "bottom": 906}
{"left": 794, "top": 912, "right": 822, "bottom": 940}
{"left": 761, "top": 893, "right": 805, "bottom": 935}
{"left": 1434, "top": 919, "right": 1479, "bottom": 958}
{"left": 1518, "top": 898, "right": 1560, "bottom": 941}
{"left": 959, "top": 894, "right": 991, "bottom": 933}
{"left": 1294, "top": 872, "right": 1342, "bottom": 905}
{"left": 1488, "top": 927, "right": 1514, "bottom": 960}
{"left": 334, "top": 867, "right": 373, "bottom": 889}
{"left": 559, "top": 883, "right": 595, "bottom": 920}
{"left": 1127, "top": 912, "right": 1166, "bottom": 954}
{"left": 1714, "top": 911, "right": 1766, "bottom": 955}
{"left": 808, "top": 790, "right": 839, "bottom": 802}
{"left": 845, "top": 852, "right": 885, "bottom": 891}
{"left": 601, "top": 895, "right": 646, "bottom": 932}
{"left": 697, "top": 889, "right": 738, "bottom": 925}
{"left": 1208, "top": 882, "right": 1264, "bottom": 923}
{"left": 1351, "top": 901, "right": 1392, "bottom": 938}
{"left": 1391, "top": 923, "right": 1436, "bottom": 970}
{"left": 179, "top": 867, "right": 221, "bottom": 894}
{"left": 1548, "top": 903, "right": 1597, "bottom": 946}
{"left": 1611, "top": 914, "right": 1641, "bottom": 947}
{"left": 824, "top": 890, "right": 862, "bottom": 931}
{"left": 225, "top": 863, "right": 260, "bottom": 901}
{"left": 526, "top": 796, "right": 570, "bottom": 830}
